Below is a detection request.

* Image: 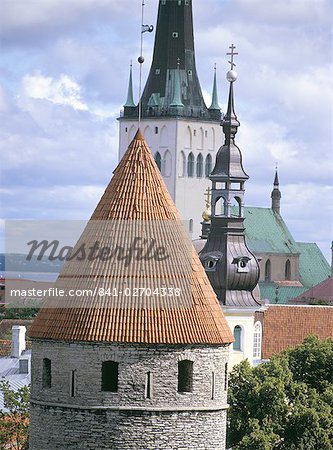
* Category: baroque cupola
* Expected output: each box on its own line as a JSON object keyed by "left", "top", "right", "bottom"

{"left": 199, "top": 45, "right": 261, "bottom": 308}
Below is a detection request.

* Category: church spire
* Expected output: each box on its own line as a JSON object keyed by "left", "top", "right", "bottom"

{"left": 199, "top": 45, "right": 260, "bottom": 308}
{"left": 133, "top": 0, "right": 220, "bottom": 121}
{"left": 271, "top": 166, "right": 282, "bottom": 215}
{"left": 124, "top": 62, "right": 136, "bottom": 108}
{"left": 209, "top": 64, "right": 220, "bottom": 110}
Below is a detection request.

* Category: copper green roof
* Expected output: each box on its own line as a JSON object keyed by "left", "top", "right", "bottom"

{"left": 259, "top": 282, "right": 307, "bottom": 304}
{"left": 297, "top": 242, "right": 330, "bottom": 288}
{"left": 240, "top": 207, "right": 300, "bottom": 254}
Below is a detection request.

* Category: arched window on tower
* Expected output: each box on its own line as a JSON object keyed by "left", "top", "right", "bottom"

{"left": 233, "top": 325, "right": 242, "bottom": 351}
{"left": 196, "top": 153, "right": 203, "bottom": 178}
{"left": 253, "top": 322, "right": 262, "bottom": 360}
{"left": 179, "top": 151, "right": 186, "bottom": 177}
{"left": 265, "top": 259, "right": 271, "bottom": 281}
{"left": 285, "top": 259, "right": 291, "bottom": 281}
{"left": 101, "top": 361, "right": 119, "bottom": 392}
{"left": 178, "top": 360, "right": 193, "bottom": 393}
{"left": 205, "top": 154, "right": 212, "bottom": 178}
{"left": 154, "top": 152, "right": 162, "bottom": 172}
{"left": 163, "top": 150, "right": 172, "bottom": 177}
{"left": 187, "top": 152, "right": 194, "bottom": 177}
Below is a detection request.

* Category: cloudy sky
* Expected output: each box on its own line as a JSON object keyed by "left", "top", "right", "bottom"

{"left": 0, "top": 0, "right": 332, "bottom": 260}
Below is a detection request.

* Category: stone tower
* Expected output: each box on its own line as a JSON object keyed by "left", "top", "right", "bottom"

{"left": 271, "top": 168, "right": 281, "bottom": 215}
{"left": 29, "top": 130, "right": 233, "bottom": 449}
{"left": 199, "top": 55, "right": 261, "bottom": 368}
{"left": 119, "top": 0, "right": 223, "bottom": 239}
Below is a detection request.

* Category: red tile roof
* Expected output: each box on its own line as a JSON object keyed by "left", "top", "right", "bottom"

{"left": 262, "top": 305, "right": 333, "bottom": 359}
{"left": 290, "top": 276, "right": 333, "bottom": 304}
{"left": 29, "top": 130, "right": 233, "bottom": 345}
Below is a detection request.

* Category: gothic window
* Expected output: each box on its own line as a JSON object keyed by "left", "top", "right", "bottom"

{"left": 154, "top": 152, "right": 162, "bottom": 171}
{"left": 179, "top": 151, "right": 186, "bottom": 177}
{"left": 196, "top": 153, "right": 203, "bottom": 178}
{"left": 178, "top": 360, "right": 193, "bottom": 393}
{"left": 101, "top": 361, "right": 119, "bottom": 392}
{"left": 265, "top": 259, "right": 271, "bottom": 281}
{"left": 145, "top": 372, "right": 152, "bottom": 399}
{"left": 163, "top": 150, "right": 172, "bottom": 177}
{"left": 285, "top": 259, "right": 291, "bottom": 281}
{"left": 155, "top": 126, "right": 159, "bottom": 134}
{"left": 205, "top": 154, "right": 212, "bottom": 177}
{"left": 42, "top": 358, "right": 51, "bottom": 388}
{"left": 187, "top": 152, "right": 194, "bottom": 177}
{"left": 198, "top": 128, "right": 204, "bottom": 149}
{"left": 185, "top": 126, "right": 192, "bottom": 148}
{"left": 233, "top": 196, "right": 242, "bottom": 217}
{"left": 233, "top": 325, "right": 242, "bottom": 351}
{"left": 253, "top": 322, "right": 262, "bottom": 360}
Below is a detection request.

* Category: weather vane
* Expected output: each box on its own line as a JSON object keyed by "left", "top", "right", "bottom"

{"left": 138, "top": 0, "right": 154, "bottom": 128}
{"left": 226, "top": 44, "right": 238, "bottom": 70}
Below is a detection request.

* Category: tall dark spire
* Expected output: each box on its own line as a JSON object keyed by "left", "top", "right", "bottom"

{"left": 199, "top": 45, "right": 260, "bottom": 308}
{"left": 271, "top": 167, "right": 281, "bottom": 215}
{"left": 128, "top": 0, "right": 220, "bottom": 121}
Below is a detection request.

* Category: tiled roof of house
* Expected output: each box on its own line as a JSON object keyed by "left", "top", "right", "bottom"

{"left": 261, "top": 305, "right": 333, "bottom": 359}
{"left": 29, "top": 130, "right": 233, "bottom": 345}
{"left": 241, "top": 207, "right": 300, "bottom": 254}
{"left": 291, "top": 276, "right": 333, "bottom": 304}
{"left": 297, "top": 242, "right": 330, "bottom": 288}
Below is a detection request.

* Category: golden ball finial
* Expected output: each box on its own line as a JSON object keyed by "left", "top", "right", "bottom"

{"left": 202, "top": 207, "right": 211, "bottom": 222}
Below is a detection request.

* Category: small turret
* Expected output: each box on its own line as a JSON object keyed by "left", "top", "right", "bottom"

{"left": 123, "top": 62, "right": 137, "bottom": 117}
{"left": 209, "top": 65, "right": 221, "bottom": 120}
{"left": 271, "top": 167, "right": 281, "bottom": 215}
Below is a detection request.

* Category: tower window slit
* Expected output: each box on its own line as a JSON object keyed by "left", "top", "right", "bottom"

{"left": 224, "top": 363, "right": 228, "bottom": 391}
{"left": 42, "top": 358, "right": 51, "bottom": 388}
{"left": 102, "top": 361, "right": 119, "bottom": 392}
{"left": 145, "top": 371, "right": 152, "bottom": 399}
{"left": 70, "top": 370, "right": 76, "bottom": 397}
{"left": 178, "top": 360, "right": 193, "bottom": 393}
{"left": 211, "top": 371, "right": 215, "bottom": 399}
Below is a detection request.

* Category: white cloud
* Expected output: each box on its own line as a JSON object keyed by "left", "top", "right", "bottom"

{"left": 20, "top": 72, "right": 88, "bottom": 111}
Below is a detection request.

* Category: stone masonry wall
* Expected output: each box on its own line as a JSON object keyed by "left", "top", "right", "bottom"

{"left": 30, "top": 340, "right": 229, "bottom": 449}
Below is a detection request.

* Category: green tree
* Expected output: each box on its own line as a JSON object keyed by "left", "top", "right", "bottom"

{"left": 0, "top": 381, "right": 30, "bottom": 449}
{"left": 227, "top": 336, "right": 333, "bottom": 450}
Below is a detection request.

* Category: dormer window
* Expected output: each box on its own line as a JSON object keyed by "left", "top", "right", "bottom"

{"left": 232, "top": 256, "right": 251, "bottom": 273}
{"left": 201, "top": 251, "right": 223, "bottom": 272}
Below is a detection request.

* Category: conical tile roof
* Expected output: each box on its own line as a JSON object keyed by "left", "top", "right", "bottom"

{"left": 29, "top": 130, "right": 233, "bottom": 345}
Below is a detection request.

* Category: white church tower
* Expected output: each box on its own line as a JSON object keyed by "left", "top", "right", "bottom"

{"left": 119, "top": 0, "right": 223, "bottom": 238}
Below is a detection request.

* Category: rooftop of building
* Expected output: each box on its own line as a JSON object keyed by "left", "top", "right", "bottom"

{"left": 259, "top": 305, "right": 333, "bottom": 359}
{"left": 29, "top": 130, "right": 233, "bottom": 346}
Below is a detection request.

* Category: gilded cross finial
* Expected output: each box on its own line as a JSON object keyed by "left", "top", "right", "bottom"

{"left": 227, "top": 44, "right": 238, "bottom": 70}
{"left": 204, "top": 187, "right": 212, "bottom": 209}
